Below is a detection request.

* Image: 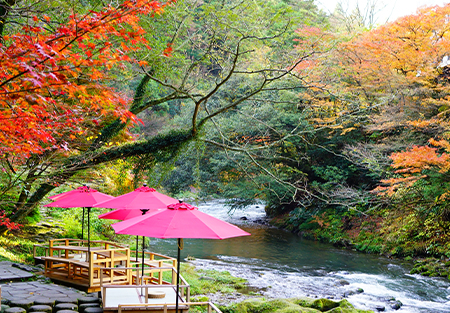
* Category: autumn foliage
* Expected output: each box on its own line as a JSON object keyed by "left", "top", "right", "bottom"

{"left": 0, "top": 0, "right": 171, "bottom": 159}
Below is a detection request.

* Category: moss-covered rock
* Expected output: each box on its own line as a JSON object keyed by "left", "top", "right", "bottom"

{"left": 222, "top": 297, "right": 373, "bottom": 313}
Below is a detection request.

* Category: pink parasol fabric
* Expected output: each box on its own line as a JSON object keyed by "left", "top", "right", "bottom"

{"left": 93, "top": 185, "right": 177, "bottom": 210}
{"left": 98, "top": 208, "right": 149, "bottom": 221}
{"left": 44, "top": 186, "right": 114, "bottom": 208}
{"left": 112, "top": 202, "right": 251, "bottom": 239}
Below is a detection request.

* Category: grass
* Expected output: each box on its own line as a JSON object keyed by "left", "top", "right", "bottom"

{"left": 0, "top": 234, "right": 37, "bottom": 263}
{"left": 178, "top": 263, "right": 247, "bottom": 296}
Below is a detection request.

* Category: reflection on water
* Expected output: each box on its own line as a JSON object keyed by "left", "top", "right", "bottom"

{"left": 145, "top": 200, "right": 450, "bottom": 313}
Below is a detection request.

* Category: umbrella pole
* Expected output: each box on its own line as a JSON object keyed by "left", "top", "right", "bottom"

{"left": 87, "top": 207, "right": 91, "bottom": 261}
{"left": 141, "top": 236, "right": 145, "bottom": 288}
{"left": 136, "top": 236, "right": 139, "bottom": 262}
{"left": 176, "top": 238, "right": 183, "bottom": 313}
{"left": 82, "top": 207, "right": 85, "bottom": 240}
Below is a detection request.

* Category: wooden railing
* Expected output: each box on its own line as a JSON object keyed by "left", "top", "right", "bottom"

{"left": 99, "top": 266, "right": 189, "bottom": 297}
{"left": 117, "top": 302, "right": 222, "bottom": 313}
{"left": 100, "top": 279, "right": 193, "bottom": 311}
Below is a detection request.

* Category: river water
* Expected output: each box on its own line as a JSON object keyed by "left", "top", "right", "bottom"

{"left": 146, "top": 200, "right": 450, "bottom": 312}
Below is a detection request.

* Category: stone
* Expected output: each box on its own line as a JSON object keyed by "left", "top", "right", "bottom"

{"left": 53, "top": 303, "right": 78, "bottom": 313}
{"left": 55, "top": 298, "right": 78, "bottom": 305}
{"left": 33, "top": 299, "right": 55, "bottom": 307}
{"left": 391, "top": 301, "right": 402, "bottom": 310}
{"left": 78, "top": 304, "right": 99, "bottom": 313}
{"left": 343, "top": 290, "right": 355, "bottom": 297}
{"left": 356, "top": 288, "right": 364, "bottom": 293}
{"left": 337, "top": 279, "right": 350, "bottom": 286}
{"left": 55, "top": 311, "right": 77, "bottom": 313}
{"left": 375, "top": 306, "right": 385, "bottom": 311}
{"left": 4, "top": 308, "right": 26, "bottom": 313}
{"left": 76, "top": 298, "right": 99, "bottom": 306}
{"left": 29, "top": 305, "right": 52, "bottom": 313}
{"left": 199, "top": 276, "right": 215, "bottom": 281}
{"left": 9, "top": 300, "right": 34, "bottom": 311}
{"left": 83, "top": 308, "right": 103, "bottom": 313}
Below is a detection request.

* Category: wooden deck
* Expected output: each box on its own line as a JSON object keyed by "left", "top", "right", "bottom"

{"left": 34, "top": 239, "right": 177, "bottom": 292}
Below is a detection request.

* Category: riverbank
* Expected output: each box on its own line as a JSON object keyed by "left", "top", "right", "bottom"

{"left": 269, "top": 207, "right": 450, "bottom": 282}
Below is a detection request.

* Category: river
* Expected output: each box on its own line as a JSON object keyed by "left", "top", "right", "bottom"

{"left": 145, "top": 200, "right": 450, "bottom": 312}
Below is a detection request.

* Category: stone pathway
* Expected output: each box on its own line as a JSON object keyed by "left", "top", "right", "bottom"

{"left": 0, "top": 261, "right": 101, "bottom": 313}
{"left": 1, "top": 281, "right": 86, "bottom": 303}
{"left": 0, "top": 262, "right": 34, "bottom": 282}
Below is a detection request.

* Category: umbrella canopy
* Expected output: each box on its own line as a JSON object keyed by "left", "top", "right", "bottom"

{"left": 45, "top": 186, "right": 114, "bottom": 208}
{"left": 44, "top": 186, "right": 115, "bottom": 254}
{"left": 112, "top": 202, "right": 250, "bottom": 312}
{"left": 98, "top": 208, "right": 155, "bottom": 220}
{"left": 112, "top": 202, "right": 251, "bottom": 239}
{"left": 93, "top": 185, "right": 177, "bottom": 210}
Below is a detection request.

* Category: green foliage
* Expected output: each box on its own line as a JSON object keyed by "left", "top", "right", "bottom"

{"left": 0, "top": 235, "right": 36, "bottom": 263}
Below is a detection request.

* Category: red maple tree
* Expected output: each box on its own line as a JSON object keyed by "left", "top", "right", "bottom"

{"left": 0, "top": 0, "right": 172, "bottom": 159}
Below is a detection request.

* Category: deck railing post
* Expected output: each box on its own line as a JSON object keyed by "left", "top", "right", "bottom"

{"left": 89, "top": 251, "right": 93, "bottom": 287}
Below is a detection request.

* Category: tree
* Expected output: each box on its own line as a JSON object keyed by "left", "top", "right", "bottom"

{"left": 1, "top": 0, "right": 321, "bottom": 227}
{"left": 0, "top": 0, "right": 166, "bottom": 158}
{"left": 319, "top": 4, "right": 450, "bottom": 221}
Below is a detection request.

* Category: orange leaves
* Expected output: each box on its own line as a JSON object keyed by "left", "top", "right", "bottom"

{"left": 0, "top": 0, "right": 172, "bottom": 159}
{"left": 390, "top": 145, "right": 450, "bottom": 173}
{"left": 375, "top": 139, "right": 450, "bottom": 197}
{"left": 163, "top": 43, "right": 173, "bottom": 57}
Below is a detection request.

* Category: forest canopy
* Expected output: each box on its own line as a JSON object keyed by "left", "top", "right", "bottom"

{"left": 1, "top": 0, "right": 450, "bottom": 258}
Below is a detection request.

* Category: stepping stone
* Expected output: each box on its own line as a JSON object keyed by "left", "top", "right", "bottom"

{"left": 9, "top": 300, "right": 33, "bottom": 311}
{"left": 4, "top": 308, "right": 26, "bottom": 313}
{"left": 29, "top": 305, "right": 52, "bottom": 313}
{"left": 76, "top": 298, "right": 99, "bottom": 306}
{"left": 78, "top": 304, "right": 99, "bottom": 313}
{"left": 1, "top": 300, "right": 11, "bottom": 306}
{"left": 33, "top": 299, "right": 55, "bottom": 307}
{"left": 55, "top": 311, "right": 77, "bottom": 313}
{"left": 84, "top": 308, "right": 102, "bottom": 313}
{"left": 53, "top": 304, "right": 77, "bottom": 313}
{"left": 55, "top": 299, "right": 77, "bottom": 305}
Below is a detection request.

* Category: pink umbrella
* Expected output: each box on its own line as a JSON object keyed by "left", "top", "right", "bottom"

{"left": 45, "top": 185, "right": 115, "bottom": 253}
{"left": 93, "top": 185, "right": 177, "bottom": 210}
{"left": 112, "top": 202, "right": 250, "bottom": 312}
{"left": 95, "top": 184, "right": 178, "bottom": 261}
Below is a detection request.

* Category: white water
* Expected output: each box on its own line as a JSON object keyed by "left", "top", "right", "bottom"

{"left": 148, "top": 200, "right": 450, "bottom": 312}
